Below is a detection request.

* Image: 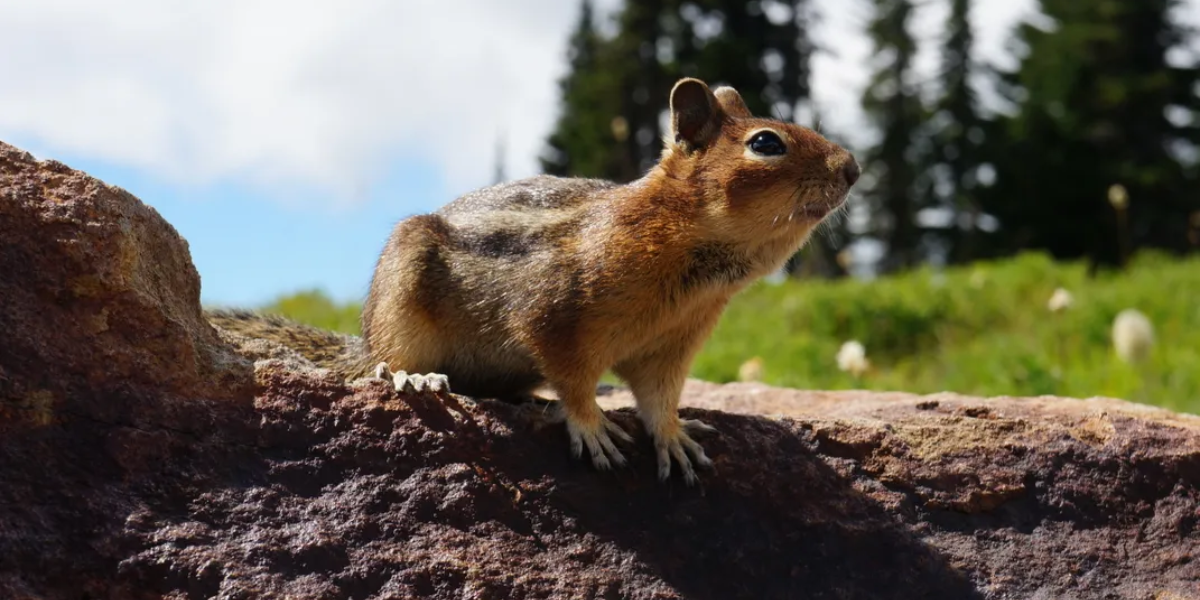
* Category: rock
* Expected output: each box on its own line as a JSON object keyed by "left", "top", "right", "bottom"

{"left": 1, "top": 139, "right": 1197, "bottom": 599}
{"left": 0, "top": 139, "right": 255, "bottom": 597}
{"left": 0, "top": 141, "right": 253, "bottom": 417}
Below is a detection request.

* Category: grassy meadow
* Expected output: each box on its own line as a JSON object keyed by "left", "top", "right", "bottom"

{"left": 246, "top": 251, "right": 1200, "bottom": 414}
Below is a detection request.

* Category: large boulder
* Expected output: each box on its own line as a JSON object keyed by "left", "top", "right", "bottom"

{"left": 1, "top": 140, "right": 1196, "bottom": 599}
{"left": 0, "top": 141, "right": 252, "bottom": 415}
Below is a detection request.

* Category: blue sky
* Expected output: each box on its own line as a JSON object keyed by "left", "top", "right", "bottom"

{"left": 9, "top": 0, "right": 1192, "bottom": 307}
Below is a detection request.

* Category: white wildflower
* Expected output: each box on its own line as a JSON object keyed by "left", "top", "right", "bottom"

{"left": 1047, "top": 288, "right": 1073, "bottom": 313}
{"left": 836, "top": 249, "right": 854, "bottom": 271}
{"left": 1107, "top": 184, "right": 1129, "bottom": 211}
{"left": 836, "top": 341, "right": 870, "bottom": 377}
{"left": 738, "top": 357, "right": 764, "bottom": 382}
{"left": 1112, "top": 309, "right": 1154, "bottom": 364}
{"left": 610, "top": 116, "right": 629, "bottom": 142}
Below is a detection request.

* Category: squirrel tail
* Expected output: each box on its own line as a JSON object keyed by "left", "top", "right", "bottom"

{"left": 205, "top": 309, "right": 374, "bottom": 379}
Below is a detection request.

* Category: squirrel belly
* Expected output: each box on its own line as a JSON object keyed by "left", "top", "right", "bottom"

{"left": 206, "top": 77, "right": 860, "bottom": 485}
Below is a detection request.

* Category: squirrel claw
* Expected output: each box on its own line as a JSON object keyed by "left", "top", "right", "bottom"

{"left": 373, "top": 362, "right": 392, "bottom": 380}
{"left": 654, "top": 422, "right": 715, "bottom": 486}
{"left": 374, "top": 362, "right": 451, "bottom": 394}
{"left": 682, "top": 418, "right": 718, "bottom": 436}
{"left": 566, "top": 413, "right": 631, "bottom": 471}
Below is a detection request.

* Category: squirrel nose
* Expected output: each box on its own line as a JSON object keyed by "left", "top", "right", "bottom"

{"left": 841, "top": 158, "right": 861, "bottom": 186}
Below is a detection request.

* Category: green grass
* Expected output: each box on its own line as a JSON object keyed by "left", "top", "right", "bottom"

{"left": 259, "top": 289, "right": 362, "bottom": 335}
{"left": 695, "top": 251, "right": 1199, "bottom": 414}
{"left": 251, "top": 251, "right": 1200, "bottom": 414}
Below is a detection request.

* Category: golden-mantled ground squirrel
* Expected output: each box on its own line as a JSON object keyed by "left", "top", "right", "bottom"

{"left": 208, "top": 77, "right": 860, "bottom": 484}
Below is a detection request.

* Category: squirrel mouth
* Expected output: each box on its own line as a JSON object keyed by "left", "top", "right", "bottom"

{"left": 798, "top": 197, "right": 844, "bottom": 220}
{"left": 787, "top": 184, "right": 849, "bottom": 223}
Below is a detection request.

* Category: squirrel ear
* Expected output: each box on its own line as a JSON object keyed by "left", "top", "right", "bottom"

{"left": 669, "top": 78, "right": 721, "bottom": 149}
{"left": 713, "top": 86, "right": 751, "bottom": 119}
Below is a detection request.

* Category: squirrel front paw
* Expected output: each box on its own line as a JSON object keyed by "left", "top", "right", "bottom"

{"left": 563, "top": 408, "right": 634, "bottom": 471}
{"left": 651, "top": 418, "right": 716, "bottom": 485}
{"left": 373, "top": 362, "right": 451, "bottom": 394}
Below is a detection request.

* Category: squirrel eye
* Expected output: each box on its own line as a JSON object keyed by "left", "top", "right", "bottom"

{"left": 747, "top": 131, "right": 786, "bottom": 156}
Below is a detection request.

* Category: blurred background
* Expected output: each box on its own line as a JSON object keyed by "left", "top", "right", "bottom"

{"left": 2, "top": 0, "right": 1197, "bottom": 411}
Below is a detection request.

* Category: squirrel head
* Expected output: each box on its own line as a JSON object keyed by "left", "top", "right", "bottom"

{"left": 656, "top": 77, "right": 859, "bottom": 246}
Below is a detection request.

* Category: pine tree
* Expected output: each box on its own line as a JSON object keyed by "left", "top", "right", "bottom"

{"left": 540, "top": 0, "right": 628, "bottom": 179}
{"left": 929, "top": 0, "right": 990, "bottom": 263}
{"left": 541, "top": 0, "right": 823, "bottom": 188}
{"left": 608, "top": 0, "right": 671, "bottom": 180}
{"left": 860, "top": 0, "right": 930, "bottom": 272}
{"left": 985, "top": 0, "right": 1200, "bottom": 269}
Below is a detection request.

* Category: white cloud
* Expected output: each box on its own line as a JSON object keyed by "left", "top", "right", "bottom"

{"left": 0, "top": 0, "right": 1193, "bottom": 206}
{"left": 0, "top": 0, "right": 586, "bottom": 203}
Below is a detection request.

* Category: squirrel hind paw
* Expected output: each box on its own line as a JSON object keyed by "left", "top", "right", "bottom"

{"left": 375, "top": 362, "right": 451, "bottom": 394}
{"left": 654, "top": 422, "right": 715, "bottom": 486}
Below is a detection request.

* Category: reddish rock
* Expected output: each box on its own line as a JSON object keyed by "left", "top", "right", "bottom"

{"left": 0, "top": 141, "right": 253, "bottom": 416}
{"left": 1, "top": 140, "right": 1197, "bottom": 599}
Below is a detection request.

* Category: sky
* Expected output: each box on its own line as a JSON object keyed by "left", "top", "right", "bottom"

{"left": 1, "top": 0, "right": 1195, "bottom": 307}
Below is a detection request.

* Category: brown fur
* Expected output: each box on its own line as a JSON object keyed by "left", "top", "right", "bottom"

{"left": 206, "top": 78, "right": 859, "bottom": 484}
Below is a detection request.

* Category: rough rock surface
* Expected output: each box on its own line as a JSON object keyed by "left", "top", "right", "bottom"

{"left": 0, "top": 141, "right": 253, "bottom": 416}
{"left": 1, "top": 139, "right": 1198, "bottom": 599}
